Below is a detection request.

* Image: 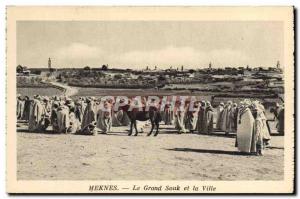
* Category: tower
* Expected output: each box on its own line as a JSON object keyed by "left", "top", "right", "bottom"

{"left": 276, "top": 61, "right": 280, "bottom": 69}
{"left": 48, "top": 58, "right": 51, "bottom": 70}
{"left": 209, "top": 62, "right": 212, "bottom": 69}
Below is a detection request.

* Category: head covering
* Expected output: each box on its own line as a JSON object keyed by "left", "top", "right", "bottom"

{"left": 200, "top": 100, "right": 206, "bottom": 107}
{"left": 53, "top": 96, "right": 60, "bottom": 101}
{"left": 86, "top": 97, "right": 92, "bottom": 103}
{"left": 43, "top": 96, "right": 49, "bottom": 101}
{"left": 206, "top": 101, "right": 211, "bottom": 107}
{"left": 75, "top": 100, "right": 82, "bottom": 106}
{"left": 34, "top": 95, "right": 42, "bottom": 100}
{"left": 241, "top": 99, "right": 251, "bottom": 107}
{"left": 227, "top": 101, "right": 232, "bottom": 105}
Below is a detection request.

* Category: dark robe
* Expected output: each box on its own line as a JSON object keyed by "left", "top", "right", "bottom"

{"left": 51, "top": 107, "right": 60, "bottom": 133}
{"left": 185, "top": 109, "right": 198, "bottom": 132}
{"left": 164, "top": 105, "right": 173, "bottom": 125}
{"left": 81, "top": 101, "right": 96, "bottom": 130}
{"left": 22, "top": 99, "right": 31, "bottom": 121}
{"left": 206, "top": 107, "right": 214, "bottom": 134}
{"left": 277, "top": 108, "right": 284, "bottom": 135}
{"left": 196, "top": 106, "right": 207, "bottom": 134}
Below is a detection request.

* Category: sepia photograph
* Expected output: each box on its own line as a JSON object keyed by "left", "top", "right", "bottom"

{"left": 6, "top": 6, "right": 294, "bottom": 194}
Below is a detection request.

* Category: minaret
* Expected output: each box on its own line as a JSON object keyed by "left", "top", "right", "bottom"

{"left": 209, "top": 62, "right": 212, "bottom": 69}
{"left": 276, "top": 61, "right": 280, "bottom": 69}
{"left": 48, "top": 58, "right": 51, "bottom": 71}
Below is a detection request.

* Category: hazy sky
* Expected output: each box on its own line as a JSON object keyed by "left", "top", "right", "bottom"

{"left": 17, "top": 21, "right": 283, "bottom": 69}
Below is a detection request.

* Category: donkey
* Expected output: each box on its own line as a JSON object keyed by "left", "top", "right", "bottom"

{"left": 120, "top": 104, "right": 161, "bottom": 136}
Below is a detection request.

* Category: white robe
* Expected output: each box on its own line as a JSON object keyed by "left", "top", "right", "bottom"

{"left": 17, "top": 99, "right": 25, "bottom": 119}
{"left": 174, "top": 107, "right": 187, "bottom": 133}
{"left": 68, "top": 112, "right": 81, "bottom": 134}
{"left": 57, "top": 106, "right": 70, "bottom": 133}
{"left": 81, "top": 102, "right": 96, "bottom": 130}
{"left": 28, "top": 99, "right": 45, "bottom": 131}
{"left": 237, "top": 108, "right": 256, "bottom": 153}
{"left": 97, "top": 108, "right": 112, "bottom": 133}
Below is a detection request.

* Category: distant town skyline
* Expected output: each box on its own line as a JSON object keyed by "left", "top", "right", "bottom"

{"left": 17, "top": 21, "right": 283, "bottom": 69}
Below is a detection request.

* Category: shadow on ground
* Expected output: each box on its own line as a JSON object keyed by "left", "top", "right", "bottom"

{"left": 165, "top": 147, "right": 256, "bottom": 156}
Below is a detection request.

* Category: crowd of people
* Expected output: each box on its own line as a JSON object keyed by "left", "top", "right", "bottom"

{"left": 16, "top": 94, "right": 284, "bottom": 156}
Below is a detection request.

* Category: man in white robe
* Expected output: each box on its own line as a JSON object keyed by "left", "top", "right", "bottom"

{"left": 97, "top": 101, "right": 112, "bottom": 134}
{"left": 236, "top": 100, "right": 256, "bottom": 154}
{"left": 253, "top": 101, "right": 271, "bottom": 147}
{"left": 185, "top": 101, "right": 199, "bottom": 133}
{"left": 28, "top": 96, "right": 45, "bottom": 132}
{"left": 56, "top": 105, "right": 70, "bottom": 134}
{"left": 174, "top": 101, "right": 187, "bottom": 133}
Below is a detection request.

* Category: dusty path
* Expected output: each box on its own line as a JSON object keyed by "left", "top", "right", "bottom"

{"left": 49, "top": 81, "right": 78, "bottom": 97}
{"left": 17, "top": 123, "right": 284, "bottom": 181}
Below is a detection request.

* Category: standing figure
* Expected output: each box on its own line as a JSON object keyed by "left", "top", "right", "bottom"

{"left": 236, "top": 100, "right": 256, "bottom": 154}
{"left": 216, "top": 102, "right": 224, "bottom": 130}
{"left": 174, "top": 101, "right": 187, "bottom": 133}
{"left": 22, "top": 96, "right": 31, "bottom": 121}
{"left": 50, "top": 102, "right": 60, "bottom": 133}
{"left": 163, "top": 103, "right": 174, "bottom": 125}
{"left": 221, "top": 101, "right": 232, "bottom": 135}
{"left": 17, "top": 95, "right": 25, "bottom": 120}
{"left": 252, "top": 107, "right": 265, "bottom": 155}
{"left": 228, "top": 103, "right": 238, "bottom": 134}
{"left": 196, "top": 101, "right": 207, "bottom": 134}
{"left": 205, "top": 102, "right": 214, "bottom": 134}
{"left": 185, "top": 102, "right": 199, "bottom": 133}
{"left": 277, "top": 105, "right": 284, "bottom": 135}
{"left": 254, "top": 101, "right": 271, "bottom": 146}
{"left": 28, "top": 95, "right": 45, "bottom": 132}
{"left": 56, "top": 105, "right": 70, "bottom": 134}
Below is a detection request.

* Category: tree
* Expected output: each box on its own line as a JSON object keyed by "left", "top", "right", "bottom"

{"left": 114, "top": 74, "right": 122, "bottom": 79}
{"left": 276, "top": 61, "right": 280, "bottom": 69}
{"left": 83, "top": 66, "right": 90, "bottom": 70}
{"left": 137, "top": 75, "right": 143, "bottom": 80}
{"left": 102, "top": 64, "right": 108, "bottom": 70}
{"left": 158, "top": 75, "right": 166, "bottom": 81}
{"left": 16, "top": 65, "right": 23, "bottom": 73}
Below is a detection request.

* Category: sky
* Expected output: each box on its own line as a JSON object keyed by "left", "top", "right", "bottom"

{"left": 17, "top": 21, "right": 283, "bottom": 70}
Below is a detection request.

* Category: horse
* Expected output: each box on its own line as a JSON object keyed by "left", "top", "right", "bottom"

{"left": 120, "top": 104, "right": 161, "bottom": 136}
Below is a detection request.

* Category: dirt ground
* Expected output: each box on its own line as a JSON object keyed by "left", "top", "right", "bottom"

{"left": 17, "top": 122, "right": 284, "bottom": 181}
